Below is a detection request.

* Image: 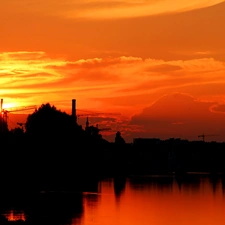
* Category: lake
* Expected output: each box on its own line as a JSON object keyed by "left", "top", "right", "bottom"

{"left": 1, "top": 173, "right": 225, "bottom": 225}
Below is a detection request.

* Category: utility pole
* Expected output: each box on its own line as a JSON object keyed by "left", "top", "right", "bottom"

{"left": 1, "top": 99, "right": 3, "bottom": 133}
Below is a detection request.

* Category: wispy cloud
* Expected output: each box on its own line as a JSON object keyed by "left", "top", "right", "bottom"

{"left": 1, "top": 0, "right": 223, "bottom": 19}
{"left": 63, "top": 0, "right": 225, "bottom": 19}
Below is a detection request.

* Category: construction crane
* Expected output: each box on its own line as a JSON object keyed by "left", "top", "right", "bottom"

{"left": 198, "top": 134, "right": 219, "bottom": 142}
{"left": 2, "top": 105, "right": 37, "bottom": 126}
{"left": 0, "top": 99, "right": 37, "bottom": 131}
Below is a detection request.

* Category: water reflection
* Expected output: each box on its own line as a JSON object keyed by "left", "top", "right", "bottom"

{"left": 1, "top": 175, "right": 225, "bottom": 225}
{"left": 113, "top": 177, "right": 126, "bottom": 200}
{"left": 82, "top": 193, "right": 100, "bottom": 225}
{"left": 0, "top": 192, "right": 30, "bottom": 224}
{"left": 222, "top": 176, "right": 225, "bottom": 194}
{"left": 79, "top": 175, "right": 225, "bottom": 225}
{"left": 0, "top": 191, "right": 84, "bottom": 225}
{"left": 175, "top": 173, "right": 201, "bottom": 192}
{"left": 129, "top": 175, "right": 174, "bottom": 193}
{"left": 3, "top": 210, "right": 26, "bottom": 221}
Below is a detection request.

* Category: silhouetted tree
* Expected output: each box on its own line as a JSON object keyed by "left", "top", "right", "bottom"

{"left": 25, "top": 103, "right": 75, "bottom": 136}
{"left": 23, "top": 103, "right": 91, "bottom": 189}
{"left": 115, "top": 131, "right": 125, "bottom": 145}
{"left": 86, "top": 125, "right": 102, "bottom": 139}
{"left": 10, "top": 127, "right": 24, "bottom": 135}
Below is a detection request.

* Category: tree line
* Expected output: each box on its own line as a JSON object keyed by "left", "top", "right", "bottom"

{"left": 0, "top": 103, "right": 127, "bottom": 192}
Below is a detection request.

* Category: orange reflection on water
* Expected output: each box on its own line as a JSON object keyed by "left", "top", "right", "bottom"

{"left": 77, "top": 176, "right": 225, "bottom": 225}
{"left": 4, "top": 210, "right": 26, "bottom": 221}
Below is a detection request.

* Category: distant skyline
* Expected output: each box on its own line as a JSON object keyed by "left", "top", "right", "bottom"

{"left": 1, "top": 0, "right": 225, "bottom": 142}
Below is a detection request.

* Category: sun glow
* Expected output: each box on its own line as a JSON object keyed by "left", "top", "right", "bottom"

{"left": 0, "top": 97, "right": 20, "bottom": 110}
{"left": 2, "top": 102, "right": 18, "bottom": 110}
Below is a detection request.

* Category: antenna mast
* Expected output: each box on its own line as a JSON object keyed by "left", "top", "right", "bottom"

{"left": 0, "top": 99, "right": 3, "bottom": 133}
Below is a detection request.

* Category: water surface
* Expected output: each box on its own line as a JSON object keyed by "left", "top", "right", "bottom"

{"left": 2, "top": 174, "right": 225, "bottom": 225}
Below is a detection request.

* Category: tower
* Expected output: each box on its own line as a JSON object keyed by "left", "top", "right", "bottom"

{"left": 85, "top": 117, "right": 89, "bottom": 130}
{"left": 72, "top": 99, "right": 77, "bottom": 123}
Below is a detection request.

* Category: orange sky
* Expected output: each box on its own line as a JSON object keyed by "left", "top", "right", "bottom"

{"left": 1, "top": 0, "right": 225, "bottom": 142}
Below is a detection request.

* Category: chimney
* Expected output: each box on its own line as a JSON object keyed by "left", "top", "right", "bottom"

{"left": 72, "top": 99, "right": 77, "bottom": 123}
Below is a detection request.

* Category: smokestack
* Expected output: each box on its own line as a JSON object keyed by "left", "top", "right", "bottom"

{"left": 72, "top": 99, "right": 77, "bottom": 123}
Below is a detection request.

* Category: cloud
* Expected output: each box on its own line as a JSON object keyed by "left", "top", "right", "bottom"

{"left": 0, "top": 51, "right": 46, "bottom": 60}
{"left": 64, "top": 0, "right": 224, "bottom": 19}
{"left": 1, "top": 1, "right": 224, "bottom": 65}
{"left": 1, "top": 0, "right": 223, "bottom": 19}
{"left": 131, "top": 92, "right": 211, "bottom": 121}
{"left": 1, "top": 51, "right": 225, "bottom": 111}
{"left": 1, "top": 52, "right": 225, "bottom": 142}
{"left": 129, "top": 93, "right": 225, "bottom": 141}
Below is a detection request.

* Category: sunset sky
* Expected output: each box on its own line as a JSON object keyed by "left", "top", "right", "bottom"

{"left": 1, "top": 0, "right": 225, "bottom": 142}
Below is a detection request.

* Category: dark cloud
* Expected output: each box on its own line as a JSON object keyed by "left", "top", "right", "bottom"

{"left": 129, "top": 93, "right": 225, "bottom": 141}
{"left": 130, "top": 93, "right": 213, "bottom": 123}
